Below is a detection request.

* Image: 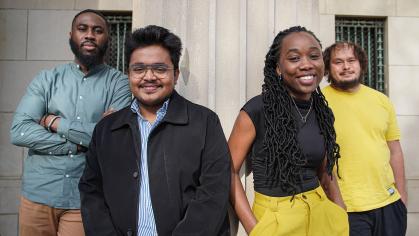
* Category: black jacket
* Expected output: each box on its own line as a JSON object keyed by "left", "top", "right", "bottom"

{"left": 79, "top": 91, "right": 231, "bottom": 236}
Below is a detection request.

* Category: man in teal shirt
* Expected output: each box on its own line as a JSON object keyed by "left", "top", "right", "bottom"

{"left": 10, "top": 9, "right": 131, "bottom": 236}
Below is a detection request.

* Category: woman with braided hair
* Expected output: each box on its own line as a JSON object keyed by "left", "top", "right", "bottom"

{"left": 229, "top": 26, "right": 349, "bottom": 235}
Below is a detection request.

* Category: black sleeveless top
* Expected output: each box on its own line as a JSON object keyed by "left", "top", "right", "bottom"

{"left": 242, "top": 95, "right": 325, "bottom": 197}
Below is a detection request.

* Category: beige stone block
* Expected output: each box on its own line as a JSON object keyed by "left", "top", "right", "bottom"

{"left": 276, "top": 0, "right": 320, "bottom": 33}
{"left": 0, "top": 113, "right": 23, "bottom": 178}
{"left": 0, "top": 61, "right": 64, "bottom": 112}
{"left": 398, "top": 116, "right": 419, "bottom": 179}
{"left": 275, "top": 0, "right": 298, "bottom": 31}
{"left": 246, "top": 0, "right": 272, "bottom": 99}
{"left": 134, "top": 0, "right": 164, "bottom": 27}
{"left": 323, "top": 0, "right": 396, "bottom": 16}
{"left": 0, "top": 10, "right": 27, "bottom": 60}
{"left": 0, "top": 180, "right": 21, "bottom": 214}
{"left": 27, "top": 10, "right": 77, "bottom": 60}
{"left": 0, "top": 214, "right": 18, "bottom": 236}
{"left": 388, "top": 66, "right": 419, "bottom": 115}
{"left": 397, "top": 0, "right": 419, "bottom": 17}
{"left": 388, "top": 17, "right": 419, "bottom": 66}
{"left": 407, "top": 213, "right": 419, "bottom": 236}
{"left": 74, "top": 0, "right": 132, "bottom": 11}
{"left": 407, "top": 179, "right": 419, "bottom": 212}
{"left": 319, "top": 0, "right": 327, "bottom": 14}
{"left": 319, "top": 14, "right": 335, "bottom": 50}
{"left": 0, "top": 0, "right": 74, "bottom": 9}
{"left": 215, "top": 0, "right": 242, "bottom": 136}
{"left": 174, "top": 0, "right": 211, "bottom": 107}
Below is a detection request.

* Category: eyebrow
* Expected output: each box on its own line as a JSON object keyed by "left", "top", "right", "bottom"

{"left": 131, "top": 63, "right": 168, "bottom": 66}
{"left": 332, "top": 55, "right": 357, "bottom": 60}
{"left": 286, "top": 46, "right": 321, "bottom": 53}
{"left": 77, "top": 23, "right": 104, "bottom": 27}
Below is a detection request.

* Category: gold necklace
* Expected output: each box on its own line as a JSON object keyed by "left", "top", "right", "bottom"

{"left": 291, "top": 97, "right": 313, "bottom": 123}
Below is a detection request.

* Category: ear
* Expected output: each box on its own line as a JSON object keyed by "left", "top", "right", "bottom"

{"left": 275, "top": 64, "right": 281, "bottom": 76}
{"left": 173, "top": 69, "right": 180, "bottom": 85}
{"left": 69, "top": 31, "right": 72, "bottom": 38}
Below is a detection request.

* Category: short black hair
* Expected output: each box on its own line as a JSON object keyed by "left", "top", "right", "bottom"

{"left": 125, "top": 25, "right": 183, "bottom": 70}
{"left": 323, "top": 41, "right": 368, "bottom": 82}
{"left": 71, "top": 9, "right": 109, "bottom": 30}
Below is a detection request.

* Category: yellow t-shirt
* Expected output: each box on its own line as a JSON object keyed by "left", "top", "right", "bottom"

{"left": 323, "top": 85, "right": 401, "bottom": 212}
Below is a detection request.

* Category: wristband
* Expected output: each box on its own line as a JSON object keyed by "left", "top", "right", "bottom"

{"left": 47, "top": 116, "right": 60, "bottom": 132}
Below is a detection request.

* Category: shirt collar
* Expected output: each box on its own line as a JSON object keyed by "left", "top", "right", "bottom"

{"left": 130, "top": 99, "right": 170, "bottom": 121}
{"left": 71, "top": 62, "right": 106, "bottom": 77}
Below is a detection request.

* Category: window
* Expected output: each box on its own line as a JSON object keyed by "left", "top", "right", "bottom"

{"left": 335, "top": 17, "right": 386, "bottom": 93}
{"left": 104, "top": 13, "right": 132, "bottom": 74}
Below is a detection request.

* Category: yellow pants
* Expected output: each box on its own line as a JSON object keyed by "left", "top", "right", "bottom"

{"left": 250, "top": 186, "right": 349, "bottom": 236}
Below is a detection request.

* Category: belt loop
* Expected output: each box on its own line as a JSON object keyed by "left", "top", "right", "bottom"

{"left": 315, "top": 186, "right": 324, "bottom": 200}
{"left": 269, "top": 197, "right": 278, "bottom": 211}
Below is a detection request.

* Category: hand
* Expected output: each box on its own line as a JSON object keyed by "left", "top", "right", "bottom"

{"left": 41, "top": 114, "right": 60, "bottom": 133}
{"left": 39, "top": 115, "right": 48, "bottom": 127}
{"left": 400, "top": 191, "right": 408, "bottom": 206}
{"left": 77, "top": 144, "right": 88, "bottom": 153}
{"left": 102, "top": 108, "right": 116, "bottom": 117}
{"left": 248, "top": 221, "right": 258, "bottom": 235}
{"left": 337, "top": 201, "right": 347, "bottom": 211}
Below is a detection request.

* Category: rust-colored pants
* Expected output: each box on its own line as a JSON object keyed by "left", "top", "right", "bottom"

{"left": 19, "top": 196, "right": 85, "bottom": 236}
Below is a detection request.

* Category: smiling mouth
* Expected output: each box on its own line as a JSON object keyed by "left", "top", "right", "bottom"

{"left": 141, "top": 84, "right": 161, "bottom": 92}
{"left": 298, "top": 75, "right": 314, "bottom": 81}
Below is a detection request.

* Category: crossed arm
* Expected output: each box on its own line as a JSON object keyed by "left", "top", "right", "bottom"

{"left": 10, "top": 72, "right": 131, "bottom": 153}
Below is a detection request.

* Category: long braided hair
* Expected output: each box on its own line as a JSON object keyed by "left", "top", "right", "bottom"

{"left": 262, "top": 26, "right": 340, "bottom": 194}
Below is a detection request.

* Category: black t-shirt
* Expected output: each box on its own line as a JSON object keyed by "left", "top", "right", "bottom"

{"left": 242, "top": 95, "right": 325, "bottom": 197}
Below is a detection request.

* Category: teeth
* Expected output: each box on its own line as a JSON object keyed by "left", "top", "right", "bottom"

{"left": 299, "top": 75, "right": 314, "bottom": 81}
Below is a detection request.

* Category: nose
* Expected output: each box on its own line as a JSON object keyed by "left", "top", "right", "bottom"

{"left": 84, "top": 29, "right": 95, "bottom": 40}
{"left": 299, "top": 57, "right": 314, "bottom": 70}
{"left": 143, "top": 68, "right": 157, "bottom": 81}
{"left": 343, "top": 61, "right": 350, "bottom": 70}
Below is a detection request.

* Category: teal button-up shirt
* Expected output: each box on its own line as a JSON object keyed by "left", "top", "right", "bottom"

{"left": 10, "top": 63, "right": 132, "bottom": 209}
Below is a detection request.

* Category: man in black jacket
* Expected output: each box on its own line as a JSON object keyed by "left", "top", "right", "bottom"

{"left": 79, "top": 25, "right": 231, "bottom": 236}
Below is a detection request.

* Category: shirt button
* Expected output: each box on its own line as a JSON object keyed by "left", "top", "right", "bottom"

{"left": 132, "top": 171, "right": 139, "bottom": 179}
{"left": 65, "top": 174, "right": 70, "bottom": 178}
{"left": 62, "top": 135, "right": 66, "bottom": 138}
{"left": 49, "top": 152, "right": 52, "bottom": 155}
{"left": 79, "top": 141, "right": 83, "bottom": 145}
{"left": 302, "top": 195, "right": 307, "bottom": 199}
{"left": 20, "top": 132, "right": 24, "bottom": 136}
{"left": 79, "top": 95, "right": 83, "bottom": 100}
{"left": 77, "top": 116, "right": 81, "bottom": 120}
{"left": 70, "top": 154, "right": 74, "bottom": 158}
{"left": 69, "top": 150, "right": 72, "bottom": 154}
{"left": 83, "top": 78, "right": 86, "bottom": 81}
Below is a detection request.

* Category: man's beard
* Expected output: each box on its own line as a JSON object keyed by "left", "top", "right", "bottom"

{"left": 69, "top": 38, "right": 108, "bottom": 69}
{"left": 330, "top": 75, "right": 361, "bottom": 91}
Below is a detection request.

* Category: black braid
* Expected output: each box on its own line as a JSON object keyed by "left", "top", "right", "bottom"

{"left": 262, "top": 26, "right": 340, "bottom": 194}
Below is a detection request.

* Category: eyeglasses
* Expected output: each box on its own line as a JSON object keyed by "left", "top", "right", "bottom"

{"left": 129, "top": 63, "right": 175, "bottom": 79}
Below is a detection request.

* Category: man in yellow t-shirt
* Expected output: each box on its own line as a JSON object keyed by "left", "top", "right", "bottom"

{"left": 322, "top": 42, "right": 407, "bottom": 236}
